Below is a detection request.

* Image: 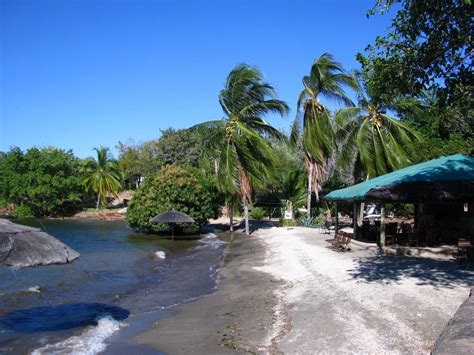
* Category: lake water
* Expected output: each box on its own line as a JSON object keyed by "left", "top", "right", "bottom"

{"left": 0, "top": 219, "right": 228, "bottom": 354}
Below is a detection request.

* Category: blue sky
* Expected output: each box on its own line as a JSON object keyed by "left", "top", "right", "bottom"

{"left": 1, "top": 0, "right": 396, "bottom": 158}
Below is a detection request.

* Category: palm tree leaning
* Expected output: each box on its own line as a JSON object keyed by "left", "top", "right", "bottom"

{"left": 291, "top": 53, "right": 357, "bottom": 216}
{"left": 83, "top": 146, "right": 123, "bottom": 210}
{"left": 193, "top": 64, "right": 289, "bottom": 235}
{"left": 335, "top": 71, "right": 422, "bottom": 179}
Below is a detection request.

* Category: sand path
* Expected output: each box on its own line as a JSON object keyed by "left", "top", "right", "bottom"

{"left": 254, "top": 227, "right": 473, "bottom": 353}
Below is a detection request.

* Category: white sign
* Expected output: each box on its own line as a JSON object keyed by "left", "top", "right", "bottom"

{"left": 284, "top": 210, "right": 293, "bottom": 220}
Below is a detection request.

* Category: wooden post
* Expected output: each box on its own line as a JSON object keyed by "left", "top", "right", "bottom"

{"left": 353, "top": 203, "right": 357, "bottom": 240}
{"left": 380, "top": 204, "right": 386, "bottom": 251}
{"left": 414, "top": 203, "right": 418, "bottom": 230}
{"left": 358, "top": 202, "right": 365, "bottom": 226}
{"left": 335, "top": 203, "right": 339, "bottom": 236}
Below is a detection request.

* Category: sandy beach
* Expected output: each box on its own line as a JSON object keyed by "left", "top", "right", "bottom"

{"left": 134, "top": 225, "right": 473, "bottom": 354}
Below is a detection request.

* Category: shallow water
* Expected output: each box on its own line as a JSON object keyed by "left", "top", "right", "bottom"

{"left": 0, "top": 219, "right": 228, "bottom": 354}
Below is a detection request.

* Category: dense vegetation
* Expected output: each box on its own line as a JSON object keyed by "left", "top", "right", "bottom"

{"left": 0, "top": 147, "right": 84, "bottom": 217}
{"left": 359, "top": 0, "right": 473, "bottom": 152}
{"left": 126, "top": 165, "right": 222, "bottom": 232}
{"left": 1, "top": 0, "right": 470, "bottom": 227}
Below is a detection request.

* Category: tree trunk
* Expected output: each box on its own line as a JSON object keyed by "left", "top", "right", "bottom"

{"left": 243, "top": 200, "right": 249, "bottom": 235}
{"left": 353, "top": 203, "right": 358, "bottom": 240}
{"left": 214, "top": 159, "right": 218, "bottom": 177}
{"left": 358, "top": 176, "right": 368, "bottom": 226}
{"left": 229, "top": 204, "right": 234, "bottom": 233}
{"left": 358, "top": 202, "right": 365, "bottom": 226}
{"left": 380, "top": 205, "right": 386, "bottom": 252}
{"left": 306, "top": 163, "right": 313, "bottom": 217}
{"left": 96, "top": 193, "right": 101, "bottom": 210}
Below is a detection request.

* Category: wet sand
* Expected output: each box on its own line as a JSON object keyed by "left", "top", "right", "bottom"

{"left": 133, "top": 225, "right": 473, "bottom": 354}
{"left": 134, "top": 232, "right": 283, "bottom": 353}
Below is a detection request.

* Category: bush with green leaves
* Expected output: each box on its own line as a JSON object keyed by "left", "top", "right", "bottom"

{"left": 299, "top": 216, "right": 314, "bottom": 227}
{"left": 0, "top": 147, "right": 84, "bottom": 217}
{"left": 250, "top": 206, "right": 266, "bottom": 220}
{"left": 126, "top": 165, "right": 222, "bottom": 232}
{"left": 12, "top": 204, "right": 34, "bottom": 218}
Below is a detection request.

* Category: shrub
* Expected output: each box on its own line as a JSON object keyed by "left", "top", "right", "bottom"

{"left": 299, "top": 216, "right": 314, "bottom": 227}
{"left": 126, "top": 165, "right": 222, "bottom": 232}
{"left": 12, "top": 204, "right": 34, "bottom": 218}
{"left": 0, "top": 147, "right": 84, "bottom": 217}
{"left": 279, "top": 217, "right": 297, "bottom": 227}
{"left": 250, "top": 207, "right": 266, "bottom": 220}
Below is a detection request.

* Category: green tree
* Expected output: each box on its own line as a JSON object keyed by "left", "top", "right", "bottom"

{"left": 126, "top": 165, "right": 222, "bottom": 232}
{"left": 194, "top": 64, "right": 289, "bottom": 235}
{"left": 399, "top": 91, "right": 474, "bottom": 161}
{"left": 0, "top": 147, "right": 83, "bottom": 216}
{"left": 117, "top": 128, "right": 203, "bottom": 188}
{"left": 360, "top": 0, "right": 473, "bottom": 137}
{"left": 83, "top": 146, "right": 122, "bottom": 209}
{"left": 291, "top": 53, "right": 357, "bottom": 216}
{"left": 117, "top": 141, "right": 143, "bottom": 189}
{"left": 335, "top": 72, "right": 421, "bottom": 179}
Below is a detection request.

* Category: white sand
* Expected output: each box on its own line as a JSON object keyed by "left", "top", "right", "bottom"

{"left": 253, "top": 227, "right": 473, "bottom": 353}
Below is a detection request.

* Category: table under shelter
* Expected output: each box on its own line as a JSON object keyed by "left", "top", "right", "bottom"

{"left": 324, "top": 154, "right": 474, "bottom": 250}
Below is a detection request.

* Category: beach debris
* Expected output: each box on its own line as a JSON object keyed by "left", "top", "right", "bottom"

{"left": 155, "top": 251, "right": 166, "bottom": 259}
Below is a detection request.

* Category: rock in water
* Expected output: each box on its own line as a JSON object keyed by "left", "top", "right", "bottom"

{"left": 155, "top": 251, "right": 166, "bottom": 260}
{"left": 0, "top": 219, "right": 80, "bottom": 268}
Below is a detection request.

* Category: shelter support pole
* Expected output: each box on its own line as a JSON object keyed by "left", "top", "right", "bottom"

{"left": 335, "top": 203, "right": 339, "bottom": 236}
{"left": 353, "top": 203, "right": 357, "bottom": 240}
{"left": 358, "top": 202, "right": 365, "bottom": 226}
{"left": 414, "top": 203, "right": 418, "bottom": 230}
{"left": 380, "top": 205, "right": 386, "bottom": 251}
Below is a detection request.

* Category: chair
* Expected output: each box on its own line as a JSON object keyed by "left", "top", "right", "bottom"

{"left": 325, "top": 233, "right": 342, "bottom": 245}
{"left": 333, "top": 235, "right": 352, "bottom": 252}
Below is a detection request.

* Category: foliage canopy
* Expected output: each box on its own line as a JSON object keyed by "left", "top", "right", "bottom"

{"left": 359, "top": 0, "right": 473, "bottom": 137}
{"left": 0, "top": 147, "right": 84, "bottom": 217}
{"left": 126, "top": 165, "right": 222, "bottom": 232}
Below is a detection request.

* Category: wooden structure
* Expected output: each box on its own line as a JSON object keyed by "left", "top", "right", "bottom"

{"left": 324, "top": 154, "right": 474, "bottom": 251}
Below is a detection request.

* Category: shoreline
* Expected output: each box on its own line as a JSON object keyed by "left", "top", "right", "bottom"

{"left": 129, "top": 225, "right": 473, "bottom": 353}
{"left": 133, "top": 231, "right": 284, "bottom": 353}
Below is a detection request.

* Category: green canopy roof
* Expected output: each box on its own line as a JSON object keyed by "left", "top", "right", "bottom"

{"left": 324, "top": 154, "right": 474, "bottom": 202}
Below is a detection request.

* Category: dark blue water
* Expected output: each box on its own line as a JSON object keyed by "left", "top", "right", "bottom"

{"left": 0, "top": 219, "right": 228, "bottom": 354}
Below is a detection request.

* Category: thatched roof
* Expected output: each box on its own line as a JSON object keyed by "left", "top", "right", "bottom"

{"left": 149, "top": 210, "right": 195, "bottom": 224}
{"left": 0, "top": 219, "right": 80, "bottom": 268}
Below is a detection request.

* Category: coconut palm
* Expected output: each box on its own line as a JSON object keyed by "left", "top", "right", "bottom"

{"left": 335, "top": 72, "right": 422, "bottom": 179}
{"left": 193, "top": 64, "right": 289, "bottom": 235}
{"left": 83, "top": 146, "right": 123, "bottom": 209}
{"left": 291, "top": 53, "right": 357, "bottom": 216}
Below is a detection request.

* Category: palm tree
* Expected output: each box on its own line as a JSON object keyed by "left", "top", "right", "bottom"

{"left": 291, "top": 53, "right": 357, "bottom": 216}
{"left": 194, "top": 64, "right": 289, "bottom": 235}
{"left": 335, "top": 72, "right": 422, "bottom": 179}
{"left": 83, "top": 146, "right": 123, "bottom": 210}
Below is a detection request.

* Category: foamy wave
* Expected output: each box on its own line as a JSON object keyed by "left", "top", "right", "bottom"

{"left": 31, "top": 316, "right": 124, "bottom": 355}
{"left": 198, "top": 233, "right": 226, "bottom": 249}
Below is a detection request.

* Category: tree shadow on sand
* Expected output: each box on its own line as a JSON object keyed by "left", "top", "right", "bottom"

{"left": 348, "top": 256, "right": 474, "bottom": 289}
